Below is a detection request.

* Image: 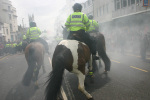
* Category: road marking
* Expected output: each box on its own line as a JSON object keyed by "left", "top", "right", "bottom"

{"left": 126, "top": 54, "right": 140, "bottom": 58}
{"left": 48, "top": 57, "right": 68, "bottom": 100}
{"left": 126, "top": 54, "right": 150, "bottom": 60}
{"left": 130, "top": 66, "right": 148, "bottom": 72}
{"left": 111, "top": 59, "right": 120, "bottom": 63}
{"left": 0, "top": 55, "right": 9, "bottom": 61}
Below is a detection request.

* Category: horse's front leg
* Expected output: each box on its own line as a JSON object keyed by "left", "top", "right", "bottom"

{"left": 88, "top": 55, "right": 94, "bottom": 83}
{"left": 88, "top": 55, "right": 93, "bottom": 71}
{"left": 76, "top": 70, "right": 93, "bottom": 100}
{"left": 33, "top": 65, "right": 40, "bottom": 89}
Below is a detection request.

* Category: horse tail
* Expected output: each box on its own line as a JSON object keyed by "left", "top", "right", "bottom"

{"left": 45, "top": 55, "right": 65, "bottom": 100}
{"left": 22, "top": 46, "right": 35, "bottom": 86}
{"left": 97, "top": 34, "right": 111, "bottom": 71}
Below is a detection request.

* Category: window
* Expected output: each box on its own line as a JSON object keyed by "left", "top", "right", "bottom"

{"left": 121, "top": 0, "right": 127, "bottom": 7}
{"left": 103, "top": 5, "right": 105, "bottom": 15}
{"left": 128, "top": 0, "right": 131, "bottom": 6}
{"left": 84, "top": 3, "right": 86, "bottom": 8}
{"left": 88, "top": 0, "right": 90, "bottom": 6}
{"left": 9, "top": 14, "right": 11, "bottom": 20}
{"left": 6, "top": 29, "right": 8, "bottom": 34}
{"left": 115, "top": 0, "right": 121, "bottom": 10}
{"left": 106, "top": 4, "right": 109, "bottom": 13}
{"left": 136, "top": 0, "right": 139, "bottom": 3}
{"left": 15, "top": 35, "right": 17, "bottom": 41}
{"left": 131, "top": 0, "right": 135, "bottom": 4}
{"left": 11, "top": 35, "right": 14, "bottom": 42}
{"left": 99, "top": 7, "right": 102, "bottom": 16}
{"left": 10, "top": 24, "right": 12, "bottom": 31}
{"left": 8, "top": 6, "right": 11, "bottom": 11}
{"left": 97, "top": 8, "right": 99, "bottom": 17}
{"left": 0, "top": 37, "right": 2, "bottom": 42}
{"left": 82, "top": 4, "right": 84, "bottom": 9}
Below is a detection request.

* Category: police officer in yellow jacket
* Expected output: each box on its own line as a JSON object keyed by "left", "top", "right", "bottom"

{"left": 26, "top": 22, "right": 49, "bottom": 54}
{"left": 87, "top": 15, "right": 99, "bottom": 33}
{"left": 23, "top": 35, "right": 27, "bottom": 41}
{"left": 65, "top": 3, "right": 99, "bottom": 60}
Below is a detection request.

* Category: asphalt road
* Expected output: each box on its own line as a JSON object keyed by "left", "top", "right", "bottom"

{"left": 0, "top": 53, "right": 52, "bottom": 100}
{"left": 0, "top": 51, "right": 150, "bottom": 100}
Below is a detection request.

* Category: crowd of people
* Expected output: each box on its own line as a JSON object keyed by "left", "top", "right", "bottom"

{"left": 0, "top": 41, "right": 23, "bottom": 56}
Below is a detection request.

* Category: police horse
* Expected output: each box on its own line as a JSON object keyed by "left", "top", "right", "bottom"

{"left": 45, "top": 39, "right": 94, "bottom": 100}
{"left": 89, "top": 32, "right": 110, "bottom": 73}
{"left": 62, "top": 26, "right": 111, "bottom": 72}
{"left": 45, "top": 32, "right": 110, "bottom": 99}
{"left": 22, "top": 42, "right": 46, "bottom": 88}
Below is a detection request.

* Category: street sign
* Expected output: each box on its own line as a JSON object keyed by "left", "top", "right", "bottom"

{"left": 143, "top": 0, "right": 149, "bottom": 7}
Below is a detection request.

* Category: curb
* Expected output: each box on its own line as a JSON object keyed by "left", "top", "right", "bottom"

{"left": 0, "top": 54, "right": 10, "bottom": 60}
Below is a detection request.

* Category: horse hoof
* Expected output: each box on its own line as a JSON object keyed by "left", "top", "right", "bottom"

{"left": 103, "top": 71, "right": 108, "bottom": 74}
{"left": 88, "top": 98, "right": 94, "bottom": 100}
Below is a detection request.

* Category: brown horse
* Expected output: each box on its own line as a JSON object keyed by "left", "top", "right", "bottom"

{"left": 45, "top": 40, "right": 94, "bottom": 100}
{"left": 22, "top": 42, "right": 45, "bottom": 88}
{"left": 89, "top": 32, "right": 110, "bottom": 73}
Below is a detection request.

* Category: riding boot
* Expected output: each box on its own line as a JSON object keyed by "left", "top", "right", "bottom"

{"left": 85, "top": 33, "right": 99, "bottom": 60}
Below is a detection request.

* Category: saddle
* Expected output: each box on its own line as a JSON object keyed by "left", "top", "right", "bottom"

{"left": 69, "top": 32, "right": 84, "bottom": 43}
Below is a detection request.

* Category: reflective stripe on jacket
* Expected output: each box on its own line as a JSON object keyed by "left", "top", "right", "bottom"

{"left": 5, "top": 44, "right": 10, "bottom": 47}
{"left": 65, "top": 12, "right": 90, "bottom": 31}
{"left": 13, "top": 43, "right": 17, "bottom": 47}
{"left": 26, "top": 27, "right": 41, "bottom": 40}
{"left": 87, "top": 20, "right": 99, "bottom": 32}
{"left": 23, "top": 35, "right": 26, "bottom": 40}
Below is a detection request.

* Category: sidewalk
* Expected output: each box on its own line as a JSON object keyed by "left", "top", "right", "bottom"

{"left": 0, "top": 54, "right": 10, "bottom": 59}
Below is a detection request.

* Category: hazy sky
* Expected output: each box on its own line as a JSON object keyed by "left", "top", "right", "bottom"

{"left": 10, "top": 0, "right": 86, "bottom": 35}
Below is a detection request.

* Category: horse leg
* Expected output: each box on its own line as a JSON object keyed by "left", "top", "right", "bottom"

{"left": 88, "top": 55, "right": 93, "bottom": 71}
{"left": 76, "top": 71, "right": 93, "bottom": 99}
{"left": 34, "top": 64, "right": 40, "bottom": 89}
{"left": 41, "top": 52, "right": 46, "bottom": 74}
{"left": 88, "top": 55, "right": 95, "bottom": 83}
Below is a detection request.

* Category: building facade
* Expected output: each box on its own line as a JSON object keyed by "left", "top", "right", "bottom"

{"left": 0, "top": 0, "right": 18, "bottom": 42}
{"left": 82, "top": 0, "right": 94, "bottom": 17}
{"left": 82, "top": 0, "right": 150, "bottom": 32}
{"left": 54, "top": 0, "right": 75, "bottom": 37}
{"left": 93, "top": 0, "right": 150, "bottom": 32}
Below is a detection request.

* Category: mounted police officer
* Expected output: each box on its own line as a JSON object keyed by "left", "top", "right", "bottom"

{"left": 87, "top": 15, "right": 99, "bottom": 33}
{"left": 26, "top": 22, "right": 50, "bottom": 54}
{"left": 23, "top": 35, "right": 27, "bottom": 41}
{"left": 65, "top": 3, "right": 99, "bottom": 60}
